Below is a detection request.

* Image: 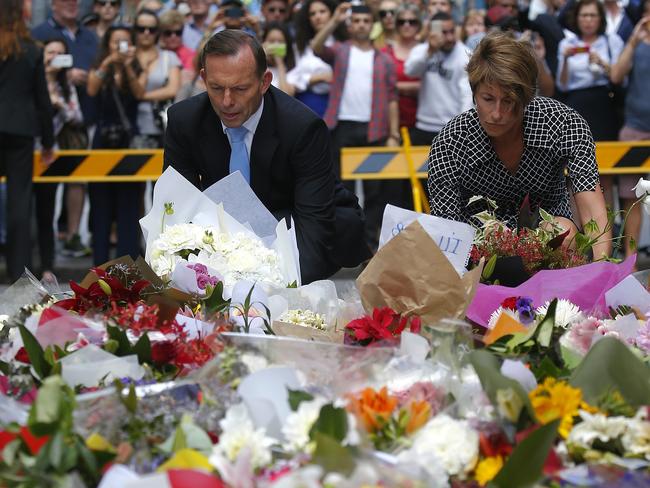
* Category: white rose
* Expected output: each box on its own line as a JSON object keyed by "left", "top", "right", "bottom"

{"left": 282, "top": 398, "right": 327, "bottom": 453}
{"left": 567, "top": 410, "right": 629, "bottom": 449}
{"left": 210, "top": 403, "right": 275, "bottom": 469}
{"left": 405, "top": 414, "right": 479, "bottom": 478}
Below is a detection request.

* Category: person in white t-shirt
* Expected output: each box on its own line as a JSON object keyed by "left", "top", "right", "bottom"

{"left": 312, "top": 2, "right": 400, "bottom": 250}
{"left": 405, "top": 12, "right": 473, "bottom": 146}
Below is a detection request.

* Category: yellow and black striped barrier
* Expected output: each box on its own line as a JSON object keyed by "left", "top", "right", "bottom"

{"left": 341, "top": 140, "right": 650, "bottom": 180}
{"left": 30, "top": 141, "right": 650, "bottom": 183}
{"left": 33, "top": 149, "right": 163, "bottom": 183}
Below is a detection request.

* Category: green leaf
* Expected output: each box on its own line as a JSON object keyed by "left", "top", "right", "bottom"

{"left": 490, "top": 420, "right": 560, "bottom": 488}
{"left": 532, "top": 356, "right": 567, "bottom": 382}
{"left": 534, "top": 299, "right": 557, "bottom": 348}
{"left": 48, "top": 431, "right": 64, "bottom": 470}
{"left": 77, "top": 441, "right": 99, "bottom": 482}
{"left": 123, "top": 383, "right": 138, "bottom": 414}
{"left": 60, "top": 441, "right": 79, "bottom": 472}
{"left": 483, "top": 254, "right": 497, "bottom": 281}
{"left": 574, "top": 232, "right": 592, "bottom": 254}
{"left": 2, "top": 439, "right": 22, "bottom": 466}
{"left": 288, "top": 389, "right": 314, "bottom": 411}
{"left": 309, "top": 404, "right": 348, "bottom": 443}
{"left": 560, "top": 344, "right": 583, "bottom": 370}
{"left": 171, "top": 424, "right": 188, "bottom": 452}
{"left": 133, "top": 333, "right": 152, "bottom": 364}
{"left": 469, "top": 350, "right": 536, "bottom": 422}
{"left": 0, "top": 360, "right": 8, "bottom": 375}
{"left": 29, "top": 376, "right": 65, "bottom": 433}
{"left": 287, "top": 281, "right": 298, "bottom": 288}
{"left": 18, "top": 324, "right": 50, "bottom": 379}
{"left": 310, "top": 432, "right": 355, "bottom": 476}
{"left": 570, "top": 337, "right": 650, "bottom": 407}
{"left": 106, "top": 326, "right": 133, "bottom": 356}
{"left": 203, "top": 280, "right": 230, "bottom": 315}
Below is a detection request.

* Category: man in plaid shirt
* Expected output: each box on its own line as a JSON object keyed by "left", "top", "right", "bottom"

{"left": 312, "top": 1, "right": 399, "bottom": 250}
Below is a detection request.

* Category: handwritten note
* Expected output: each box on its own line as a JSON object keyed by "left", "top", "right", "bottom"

{"left": 379, "top": 204, "right": 475, "bottom": 275}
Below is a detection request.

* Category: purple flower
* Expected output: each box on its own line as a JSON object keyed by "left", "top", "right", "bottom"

{"left": 196, "top": 273, "right": 210, "bottom": 290}
{"left": 188, "top": 263, "right": 208, "bottom": 275}
{"left": 515, "top": 296, "right": 535, "bottom": 324}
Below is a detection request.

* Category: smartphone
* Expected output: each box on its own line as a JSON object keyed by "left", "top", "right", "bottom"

{"left": 225, "top": 7, "right": 244, "bottom": 18}
{"left": 51, "top": 54, "right": 73, "bottom": 68}
{"left": 430, "top": 19, "right": 444, "bottom": 35}
{"left": 573, "top": 45, "right": 590, "bottom": 54}
{"left": 267, "top": 42, "right": 287, "bottom": 57}
{"left": 118, "top": 40, "right": 129, "bottom": 54}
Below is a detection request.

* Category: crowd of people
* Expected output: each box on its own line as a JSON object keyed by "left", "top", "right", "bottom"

{"left": 0, "top": 0, "right": 649, "bottom": 283}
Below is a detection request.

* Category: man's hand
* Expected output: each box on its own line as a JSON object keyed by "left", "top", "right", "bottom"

{"left": 68, "top": 68, "right": 88, "bottom": 86}
{"left": 41, "top": 147, "right": 55, "bottom": 167}
{"left": 428, "top": 30, "right": 443, "bottom": 55}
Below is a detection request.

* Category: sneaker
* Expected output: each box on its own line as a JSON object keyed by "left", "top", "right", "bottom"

{"left": 62, "top": 234, "right": 91, "bottom": 258}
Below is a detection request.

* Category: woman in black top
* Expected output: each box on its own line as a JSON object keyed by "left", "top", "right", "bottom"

{"left": 427, "top": 31, "right": 611, "bottom": 259}
{"left": 0, "top": 0, "right": 55, "bottom": 282}
{"left": 87, "top": 25, "right": 146, "bottom": 265}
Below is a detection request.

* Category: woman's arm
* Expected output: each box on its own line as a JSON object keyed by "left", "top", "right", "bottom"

{"left": 142, "top": 66, "right": 181, "bottom": 101}
{"left": 574, "top": 189, "right": 612, "bottom": 258}
{"left": 397, "top": 80, "right": 420, "bottom": 96}
{"left": 87, "top": 56, "right": 114, "bottom": 97}
{"left": 610, "top": 17, "right": 649, "bottom": 83}
{"left": 273, "top": 56, "right": 296, "bottom": 97}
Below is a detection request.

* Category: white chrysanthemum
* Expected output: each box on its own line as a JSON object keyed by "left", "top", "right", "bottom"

{"left": 404, "top": 414, "right": 479, "bottom": 478}
{"left": 282, "top": 398, "right": 327, "bottom": 453}
{"left": 567, "top": 410, "right": 629, "bottom": 449}
{"left": 536, "top": 299, "right": 584, "bottom": 328}
{"left": 153, "top": 223, "right": 208, "bottom": 253}
{"left": 621, "top": 415, "right": 650, "bottom": 459}
{"left": 487, "top": 307, "right": 520, "bottom": 329}
{"left": 209, "top": 403, "right": 275, "bottom": 469}
{"left": 279, "top": 309, "right": 327, "bottom": 330}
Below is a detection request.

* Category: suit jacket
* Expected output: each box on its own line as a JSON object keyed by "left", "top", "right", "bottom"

{"left": 0, "top": 41, "right": 54, "bottom": 147}
{"left": 164, "top": 86, "right": 370, "bottom": 283}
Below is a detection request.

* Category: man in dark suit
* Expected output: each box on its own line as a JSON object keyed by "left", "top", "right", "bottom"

{"left": 164, "top": 29, "right": 370, "bottom": 284}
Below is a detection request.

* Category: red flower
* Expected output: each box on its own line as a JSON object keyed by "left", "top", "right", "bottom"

{"left": 501, "top": 297, "right": 518, "bottom": 311}
{"left": 151, "top": 341, "right": 177, "bottom": 365}
{"left": 479, "top": 431, "right": 513, "bottom": 458}
{"left": 173, "top": 338, "right": 216, "bottom": 371}
{"left": 14, "top": 347, "right": 30, "bottom": 364}
{"left": 344, "top": 307, "right": 421, "bottom": 347}
{"left": 19, "top": 426, "right": 49, "bottom": 455}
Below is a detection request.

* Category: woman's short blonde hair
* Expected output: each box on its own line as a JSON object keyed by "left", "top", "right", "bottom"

{"left": 159, "top": 10, "right": 185, "bottom": 29}
{"left": 466, "top": 31, "right": 538, "bottom": 112}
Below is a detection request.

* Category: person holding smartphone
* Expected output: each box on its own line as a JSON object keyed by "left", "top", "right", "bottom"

{"left": 87, "top": 26, "right": 146, "bottom": 265}
{"left": 262, "top": 22, "right": 297, "bottom": 96}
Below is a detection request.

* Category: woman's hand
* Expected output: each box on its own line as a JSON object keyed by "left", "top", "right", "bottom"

{"left": 41, "top": 147, "right": 55, "bottom": 167}
{"left": 630, "top": 16, "right": 650, "bottom": 47}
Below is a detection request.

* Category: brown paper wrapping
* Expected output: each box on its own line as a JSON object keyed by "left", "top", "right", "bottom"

{"left": 271, "top": 321, "right": 345, "bottom": 343}
{"left": 356, "top": 221, "right": 482, "bottom": 325}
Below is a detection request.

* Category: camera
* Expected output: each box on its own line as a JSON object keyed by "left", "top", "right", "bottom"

{"left": 51, "top": 54, "right": 73, "bottom": 68}
{"left": 118, "top": 40, "right": 129, "bottom": 54}
{"left": 225, "top": 7, "right": 244, "bottom": 18}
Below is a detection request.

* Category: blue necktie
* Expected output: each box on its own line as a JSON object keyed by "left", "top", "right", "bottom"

{"left": 226, "top": 126, "right": 250, "bottom": 183}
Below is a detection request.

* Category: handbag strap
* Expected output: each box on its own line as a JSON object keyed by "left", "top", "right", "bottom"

{"left": 111, "top": 85, "right": 131, "bottom": 132}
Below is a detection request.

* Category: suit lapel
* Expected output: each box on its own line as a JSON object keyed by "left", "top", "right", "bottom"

{"left": 250, "top": 91, "right": 279, "bottom": 205}
{"left": 199, "top": 99, "right": 230, "bottom": 187}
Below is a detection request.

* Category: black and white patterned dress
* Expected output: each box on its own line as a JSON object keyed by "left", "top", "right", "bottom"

{"left": 427, "top": 97, "right": 600, "bottom": 229}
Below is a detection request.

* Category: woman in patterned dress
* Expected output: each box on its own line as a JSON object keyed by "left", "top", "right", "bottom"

{"left": 427, "top": 31, "right": 611, "bottom": 259}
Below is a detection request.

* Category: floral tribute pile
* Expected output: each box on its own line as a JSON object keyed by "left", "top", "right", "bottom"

{"left": 1, "top": 178, "right": 650, "bottom": 487}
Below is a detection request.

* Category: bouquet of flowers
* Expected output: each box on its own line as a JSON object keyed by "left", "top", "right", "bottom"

{"left": 140, "top": 168, "right": 301, "bottom": 292}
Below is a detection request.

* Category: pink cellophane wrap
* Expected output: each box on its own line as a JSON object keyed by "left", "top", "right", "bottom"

{"left": 467, "top": 255, "right": 636, "bottom": 328}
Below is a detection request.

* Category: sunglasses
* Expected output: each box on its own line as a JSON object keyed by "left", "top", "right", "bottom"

{"left": 135, "top": 25, "right": 158, "bottom": 33}
{"left": 267, "top": 6, "right": 286, "bottom": 13}
{"left": 379, "top": 9, "right": 395, "bottom": 18}
{"left": 397, "top": 18, "right": 418, "bottom": 26}
{"left": 162, "top": 28, "right": 183, "bottom": 36}
{"left": 96, "top": 0, "right": 120, "bottom": 6}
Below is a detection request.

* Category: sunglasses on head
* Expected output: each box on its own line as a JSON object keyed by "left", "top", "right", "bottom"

{"left": 162, "top": 28, "right": 183, "bottom": 36}
{"left": 379, "top": 9, "right": 395, "bottom": 17}
{"left": 135, "top": 25, "right": 158, "bottom": 33}
{"left": 96, "top": 0, "right": 120, "bottom": 6}
{"left": 397, "top": 18, "right": 418, "bottom": 26}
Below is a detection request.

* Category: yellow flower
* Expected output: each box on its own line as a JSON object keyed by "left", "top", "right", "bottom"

{"left": 474, "top": 455, "right": 504, "bottom": 486}
{"left": 85, "top": 433, "right": 115, "bottom": 453}
{"left": 157, "top": 448, "right": 212, "bottom": 472}
{"left": 529, "top": 378, "right": 590, "bottom": 438}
